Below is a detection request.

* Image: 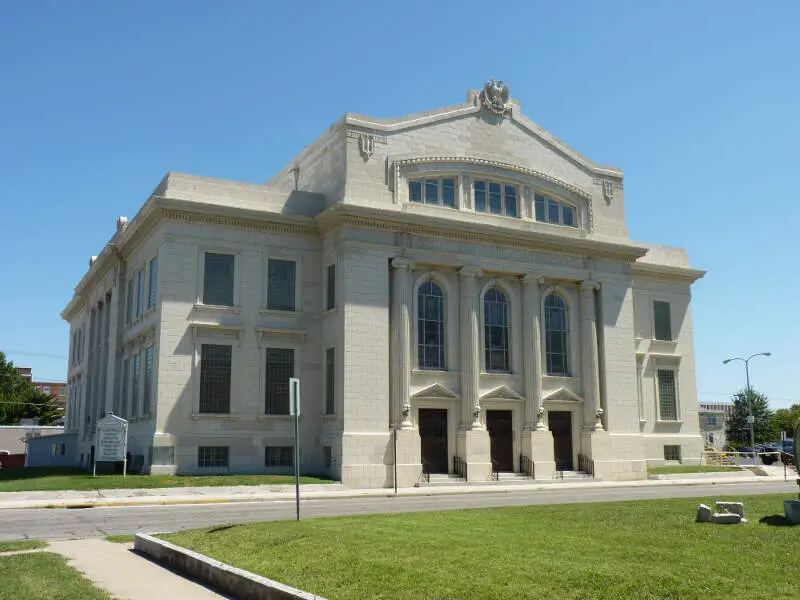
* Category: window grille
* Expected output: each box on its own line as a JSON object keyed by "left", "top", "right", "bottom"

{"left": 265, "top": 348, "right": 294, "bottom": 414}
{"left": 199, "top": 345, "right": 232, "bottom": 414}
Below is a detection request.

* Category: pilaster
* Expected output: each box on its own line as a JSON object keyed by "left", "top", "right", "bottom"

{"left": 521, "top": 273, "right": 545, "bottom": 431}
{"left": 458, "top": 266, "right": 483, "bottom": 430}
{"left": 579, "top": 279, "right": 603, "bottom": 430}
{"left": 391, "top": 258, "right": 415, "bottom": 429}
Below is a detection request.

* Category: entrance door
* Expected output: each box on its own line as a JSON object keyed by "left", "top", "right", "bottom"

{"left": 419, "top": 409, "right": 448, "bottom": 474}
{"left": 549, "top": 411, "right": 573, "bottom": 470}
{"left": 487, "top": 410, "right": 514, "bottom": 472}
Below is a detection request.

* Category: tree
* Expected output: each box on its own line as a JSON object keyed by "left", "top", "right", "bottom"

{"left": 725, "top": 388, "right": 777, "bottom": 448}
{"left": 0, "top": 351, "right": 62, "bottom": 425}
{"left": 773, "top": 407, "right": 800, "bottom": 439}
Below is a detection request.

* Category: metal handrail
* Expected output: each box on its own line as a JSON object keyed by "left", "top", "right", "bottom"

{"left": 519, "top": 454, "right": 534, "bottom": 478}
{"left": 491, "top": 458, "right": 500, "bottom": 481}
{"left": 452, "top": 455, "right": 467, "bottom": 480}
{"left": 577, "top": 453, "right": 594, "bottom": 477}
{"left": 421, "top": 459, "right": 431, "bottom": 483}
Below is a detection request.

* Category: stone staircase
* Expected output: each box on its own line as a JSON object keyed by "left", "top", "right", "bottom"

{"left": 416, "top": 471, "right": 594, "bottom": 487}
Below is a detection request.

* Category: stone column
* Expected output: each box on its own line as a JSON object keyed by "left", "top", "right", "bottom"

{"left": 391, "top": 258, "right": 415, "bottom": 429}
{"left": 521, "top": 274, "right": 555, "bottom": 479}
{"left": 458, "top": 266, "right": 483, "bottom": 429}
{"left": 579, "top": 280, "right": 603, "bottom": 430}
{"left": 521, "top": 274, "right": 545, "bottom": 430}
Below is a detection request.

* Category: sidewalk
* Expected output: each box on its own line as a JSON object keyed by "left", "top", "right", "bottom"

{"left": 0, "top": 471, "right": 794, "bottom": 510}
{"left": 48, "top": 538, "right": 227, "bottom": 599}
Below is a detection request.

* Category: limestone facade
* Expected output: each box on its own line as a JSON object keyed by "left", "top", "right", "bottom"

{"left": 62, "top": 83, "right": 705, "bottom": 486}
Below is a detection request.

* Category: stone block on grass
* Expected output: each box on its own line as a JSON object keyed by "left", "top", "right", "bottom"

{"left": 715, "top": 501, "right": 744, "bottom": 517}
{"left": 711, "top": 512, "right": 742, "bottom": 524}
{"left": 696, "top": 504, "right": 711, "bottom": 523}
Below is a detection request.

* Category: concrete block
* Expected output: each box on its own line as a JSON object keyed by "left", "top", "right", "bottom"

{"left": 711, "top": 513, "right": 742, "bottom": 525}
{"left": 696, "top": 504, "right": 711, "bottom": 523}
{"left": 715, "top": 501, "right": 744, "bottom": 518}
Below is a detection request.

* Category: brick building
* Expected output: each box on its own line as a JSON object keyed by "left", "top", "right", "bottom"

{"left": 62, "top": 81, "right": 705, "bottom": 486}
{"left": 14, "top": 367, "right": 67, "bottom": 410}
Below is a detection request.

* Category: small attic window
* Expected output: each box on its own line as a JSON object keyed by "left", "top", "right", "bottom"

{"left": 409, "top": 178, "right": 456, "bottom": 208}
{"left": 534, "top": 193, "right": 577, "bottom": 228}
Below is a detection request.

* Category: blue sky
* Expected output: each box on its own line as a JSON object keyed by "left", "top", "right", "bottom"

{"left": 1, "top": 1, "right": 798, "bottom": 408}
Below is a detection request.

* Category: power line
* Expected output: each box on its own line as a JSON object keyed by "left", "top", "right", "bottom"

{"left": 4, "top": 350, "right": 68, "bottom": 360}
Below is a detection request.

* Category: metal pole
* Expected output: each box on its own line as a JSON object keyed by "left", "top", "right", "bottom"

{"left": 294, "top": 395, "right": 300, "bottom": 522}
{"left": 393, "top": 427, "right": 398, "bottom": 495}
{"left": 745, "top": 360, "right": 756, "bottom": 466}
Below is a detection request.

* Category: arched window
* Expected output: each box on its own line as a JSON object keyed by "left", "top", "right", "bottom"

{"left": 484, "top": 287, "right": 510, "bottom": 372}
{"left": 418, "top": 281, "right": 446, "bottom": 370}
{"left": 544, "top": 293, "right": 569, "bottom": 376}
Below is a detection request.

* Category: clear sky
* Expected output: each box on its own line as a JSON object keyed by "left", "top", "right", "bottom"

{"left": 1, "top": 1, "right": 798, "bottom": 408}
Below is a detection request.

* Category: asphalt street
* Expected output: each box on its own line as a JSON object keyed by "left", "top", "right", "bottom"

{"left": 0, "top": 481, "right": 794, "bottom": 541}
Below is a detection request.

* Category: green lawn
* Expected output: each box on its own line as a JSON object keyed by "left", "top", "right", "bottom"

{"left": 0, "top": 552, "right": 111, "bottom": 600}
{"left": 104, "top": 534, "right": 135, "bottom": 544}
{"left": 0, "top": 540, "right": 47, "bottom": 553}
{"left": 0, "top": 467, "right": 335, "bottom": 492}
{"left": 647, "top": 465, "right": 743, "bottom": 475}
{"left": 162, "top": 494, "right": 799, "bottom": 600}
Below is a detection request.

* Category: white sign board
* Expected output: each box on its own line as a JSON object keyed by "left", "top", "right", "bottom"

{"left": 289, "top": 378, "right": 300, "bottom": 416}
{"left": 95, "top": 414, "right": 128, "bottom": 462}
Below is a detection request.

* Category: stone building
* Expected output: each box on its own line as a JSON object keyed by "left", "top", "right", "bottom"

{"left": 698, "top": 401, "right": 732, "bottom": 449}
{"left": 62, "top": 81, "right": 705, "bottom": 486}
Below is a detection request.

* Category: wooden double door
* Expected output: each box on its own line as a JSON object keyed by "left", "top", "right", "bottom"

{"left": 419, "top": 409, "right": 449, "bottom": 474}
{"left": 487, "top": 410, "right": 514, "bottom": 472}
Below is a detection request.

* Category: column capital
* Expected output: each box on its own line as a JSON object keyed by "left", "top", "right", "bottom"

{"left": 459, "top": 266, "right": 483, "bottom": 278}
{"left": 391, "top": 257, "right": 416, "bottom": 271}
{"left": 579, "top": 279, "right": 601, "bottom": 292}
{"left": 521, "top": 273, "right": 545, "bottom": 287}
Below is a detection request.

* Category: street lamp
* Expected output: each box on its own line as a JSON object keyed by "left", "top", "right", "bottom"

{"left": 723, "top": 352, "right": 771, "bottom": 463}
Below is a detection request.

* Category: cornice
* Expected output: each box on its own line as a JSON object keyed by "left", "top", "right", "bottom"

{"left": 318, "top": 205, "right": 648, "bottom": 263}
{"left": 632, "top": 262, "right": 705, "bottom": 283}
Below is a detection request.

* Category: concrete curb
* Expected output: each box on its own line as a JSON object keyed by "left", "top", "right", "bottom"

{"left": 0, "top": 475, "right": 792, "bottom": 510}
{"left": 134, "top": 533, "right": 326, "bottom": 600}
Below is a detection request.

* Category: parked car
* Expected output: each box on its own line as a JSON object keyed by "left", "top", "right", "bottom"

{"left": 760, "top": 440, "right": 795, "bottom": 465}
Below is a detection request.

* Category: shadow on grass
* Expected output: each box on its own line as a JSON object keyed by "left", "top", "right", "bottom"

{"left": 0, "top": 467, "right": 87, "bottom": 481}
{"left": 759, "top": 514, "right": 798, "bottom": 527}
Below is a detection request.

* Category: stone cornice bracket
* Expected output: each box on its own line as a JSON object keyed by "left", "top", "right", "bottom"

{"left": 521, "top": 273, "right": 545, "bottom": 287}
{"left": 459, "top": 266, "right": 484, "bottom": 278}
{"left": 580, "top": 279, "right": 601, "bottom": 292}
{"left": 391, "top": 257, "right": 415, "bottom": 271}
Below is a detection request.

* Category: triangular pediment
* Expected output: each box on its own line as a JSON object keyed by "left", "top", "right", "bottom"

{"left": 542, "top": 387, "right": 584, "bottom": 403}
{"left": 480, "top": 385, "right": 524, "bottom": 401}
{"left": 412, "top": 383, "right": 458, "bottom": 400}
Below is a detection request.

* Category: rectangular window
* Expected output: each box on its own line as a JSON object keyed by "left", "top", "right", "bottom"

{"left": 131, "top": 352, "right": 142, "bottom": 417}
{"left": 326, "top": 264, "right": 336, "bottom": 311}
{"left": 474, "top": 180, "right": 486, "bottom": 212}
{"left": 136, "top": 268, "right": 145, "bottom": 318}
{"left": 198, "top": 446, "right": 229, "bottom": 468}
{"left": 199, "top": 344, "right": 232, "bottom": 414}
{"left": 325, "top": 347, "right": 335, "bottom": 415}
{"left": 653, "top": 301, "right": 672, "bottom": 341}
{"left": 147, "top": 258, "right": 158, "bottom": 309}
{"left": 265, "top": 348, "right": 294, "bottom": 414}
{"left": 125, "top": 278, "right": 134, "bottom": 325}
{"left": 121, "top": 358, "right": 130, "bottom": 418}
{"left": 707, "top": 415, "right": 717, "bottom": 426}
{"left": 203, "top": 253, "right": 235, "bottom": 307}
{"left": 267, "top": 259, "right": 296, "bottom": 312}
{"left": 43, "top": 386, "right": 50, "bottom": 395}
{"left": 265, "top": 446, "right": 293, "bottom": 468}
{"left": 657, "top": 369, "right": 678, "bottom": 421}
{"left": 474, "top": 180, "right": 518, "bottom": 217}
{"left": 534, "top": 193, "right": 578, "bottom": 228}
{"left": 408, "top": 178, "right": 457, "bottom": 208}
{"left": 143, "top": 345, "right": 154, "bottom": 416}
{"left": 409, "top": 181, "right": 422, "bottom": 203}
{"left": 323, "top": 446, "right": 332, "bottom": 469}
{"left": 663, "top": 445, "right": 681, "bottom": 461}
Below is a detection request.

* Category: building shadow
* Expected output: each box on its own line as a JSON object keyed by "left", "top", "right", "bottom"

{"left": 759, "top": 514, "right": 797, "bottom": 527}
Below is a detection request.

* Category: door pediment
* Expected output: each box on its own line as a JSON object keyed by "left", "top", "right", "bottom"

{"left": 412, "top": 383, "right": 459, "bottom": 400}
{"left": 542, "top": 387, "right": 584, "bottom": 403}
{"left": 480, "top": 385, "right": 524, "bottom": 402}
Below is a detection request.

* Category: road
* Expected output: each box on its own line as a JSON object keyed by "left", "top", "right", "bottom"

{"left": 0, "top": 481, "right": 794, "bottom": 541}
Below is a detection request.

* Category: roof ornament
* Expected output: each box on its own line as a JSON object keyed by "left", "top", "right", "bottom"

{"left": 479, "top": 79, "right": 511, "bottom": 116}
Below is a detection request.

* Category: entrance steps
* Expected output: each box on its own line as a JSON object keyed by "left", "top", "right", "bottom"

{"left": 416, "top": 471, "right": 594, "bottom": 487}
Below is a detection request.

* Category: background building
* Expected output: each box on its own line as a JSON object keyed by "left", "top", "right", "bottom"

{"left": 698, "top": 401, "right": 732, "bottom": 449}
{"left": 62, "top": 82, "right": 705, "bottom": 486}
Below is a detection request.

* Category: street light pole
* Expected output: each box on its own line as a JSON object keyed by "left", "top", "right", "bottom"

{"left": 723, "top": 352, "right": 770, "bottom": 464}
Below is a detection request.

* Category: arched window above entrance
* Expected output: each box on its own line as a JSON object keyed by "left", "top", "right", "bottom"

{"left": 544, "top": 293, "right": 569, "bottom": 376}
{"left": 484, "top": 287, "right": 510, "bottom": 373}
{"left": 417, "top": 280, "right": 446, "bottom": 370}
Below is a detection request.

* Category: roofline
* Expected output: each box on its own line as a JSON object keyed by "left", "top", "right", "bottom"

{"left": 632, "top": 262, "right": 706, "bottom": 283}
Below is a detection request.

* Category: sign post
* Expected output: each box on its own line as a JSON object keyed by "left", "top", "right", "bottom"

{"left": 94, "top": 414, "right": 128, "bottom": 477}
{"left": 289, "top": 377, "right": 301, "bottom": 521}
